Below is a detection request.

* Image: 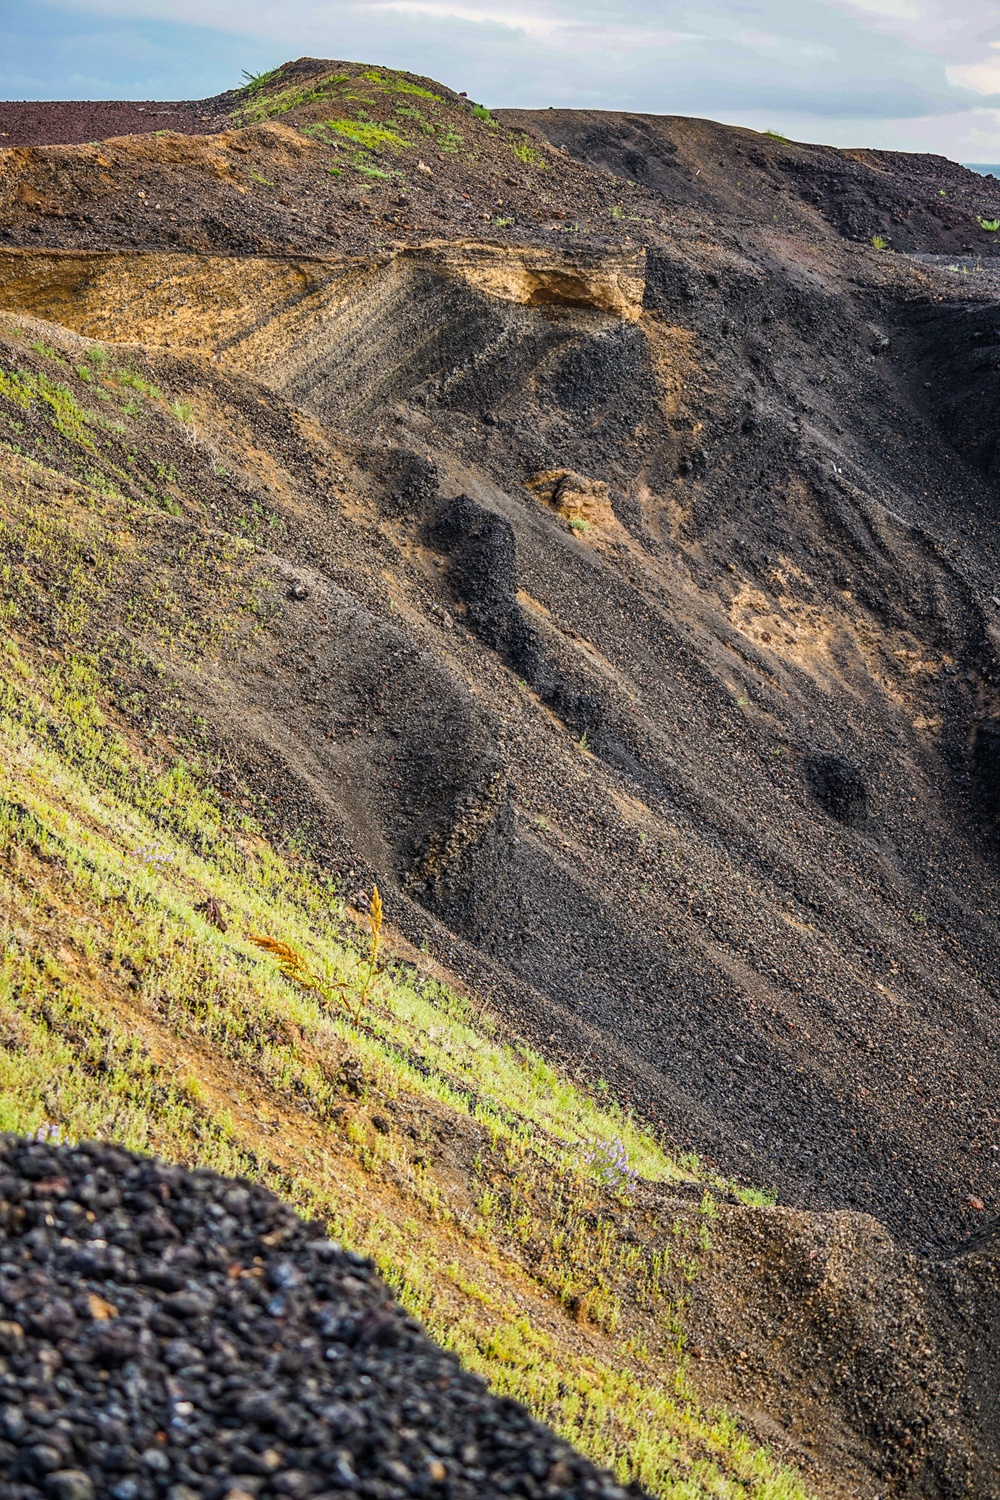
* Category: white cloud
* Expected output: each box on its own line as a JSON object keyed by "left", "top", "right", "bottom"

{"left": 828, "top": 0, "right": 1000, "bottom": 57}
{"left": 364, "top": 0, "right": 702, "bottom": 49}
{"left": 833, "top": 0, "right": 926, "bottom": 21}
{"left": 949, "top": 43, "right": 1000, "bottom": 94}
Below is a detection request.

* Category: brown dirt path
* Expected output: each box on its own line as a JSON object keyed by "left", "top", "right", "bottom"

{"left": 0, "top": 99, "right": 222, "bottom": 148}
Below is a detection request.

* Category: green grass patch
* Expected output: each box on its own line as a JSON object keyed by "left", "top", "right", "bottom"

{"left": 110, "top": 367, "right": 163, "bottom": 401}
{"left": 30, "top": 340, "right": 65, "bottom": 363}
{"left": 323, "top": 118, "right": 409, "bottom": 151}
{"left": 234, "top": 71, "right": 351, "bottom": 125}
{"left": 511, "top": 138, "right": 550, "bottom": 170}
{"left": 361, "top": 69, "right": 441, "bottom": 101}
{"left": 0, "top": 369, "right": 96, "bottom": 451}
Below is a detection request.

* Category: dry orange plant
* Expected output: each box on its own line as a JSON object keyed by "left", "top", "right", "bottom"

{"left": 250, "top": 884, "right": 384, "bottom": 1025}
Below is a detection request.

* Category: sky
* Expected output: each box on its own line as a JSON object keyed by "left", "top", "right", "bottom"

{"left": 3, "top": 0, "right": 1000, "bottom": 161}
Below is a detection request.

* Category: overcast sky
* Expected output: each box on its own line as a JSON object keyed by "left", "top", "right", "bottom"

{"left": 3, "top": 0, "right": 1000, "bottom": 161}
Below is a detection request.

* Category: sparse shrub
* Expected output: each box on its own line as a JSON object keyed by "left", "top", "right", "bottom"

{"left": 250, "top": 882, "right": 384, "bottom": 1026}
{"left": 871, "top": 235, "right": 890, "bottom": 250}
{"left": 582, "top": 1136, "right": 637, "bottom": 1195}
{"left": 135, "top": 842, "right": 172, "bottom": 874}
{"left": 511, "top": 139, "right": 549, "bottom": 170}
{"left": 978, "top": 217, "right": 1000, "bottom": 231}
{"left": 238, "top": 66, "right": 282, "bottom": 97}
{"left": 170, "top": 399, "right": 198, "bottom": 445}
{"left": 182, "top": 1072, "right": 206, "bottom": 1103}
{"left": 476, "top": 1186, "right": 498, "bottom": 1218}
{"left": 472, "top": 104, "right": 496, "bottom": 125}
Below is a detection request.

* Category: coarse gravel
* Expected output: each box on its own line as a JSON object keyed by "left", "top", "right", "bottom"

{"left": 0, "top": 1136, "right": 637, "bottom": 1500}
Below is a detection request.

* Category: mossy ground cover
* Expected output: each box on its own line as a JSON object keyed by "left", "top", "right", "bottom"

{"left": 0, "top": 319, "right": 808, "bottom": 1500}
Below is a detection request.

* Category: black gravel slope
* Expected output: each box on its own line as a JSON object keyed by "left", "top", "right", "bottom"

{"left": 0, "top": 1137, "right": 634, "bottom": 1500}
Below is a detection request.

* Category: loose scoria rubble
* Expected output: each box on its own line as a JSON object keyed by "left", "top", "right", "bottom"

{"left": 0, "top": 1138, "right": 635, "bottom": 1500}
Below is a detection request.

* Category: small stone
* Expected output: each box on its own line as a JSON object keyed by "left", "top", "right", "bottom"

{"left": 194, "top": 896, "right": 228, "bottom": 932}
{"left": 32, "top": 1443, "right": 66, "bottom": 1474}
{"left": 0, "top": 1319, "right": 24, "bottom": 1351}
{"left": 46, "top": 1473, "right": 96, "bottom": 1500}
{"left": 0, "top": 1404, "right": 25, "bottom": 1440}
{"left": 272, "top": 1473, "right": 312, "bottom": 1497}
{"left": 330, "top": 1455, "right": 359, "bottom": 1487}
{"left": 969, "top": 1195, "right": 985, "bottom": 1210}
{"left": 426, "top": 1460, "right": 447, "bottom": 1483}
{"left": 85, "top": 1293, "right": 118, "bottom": 1320}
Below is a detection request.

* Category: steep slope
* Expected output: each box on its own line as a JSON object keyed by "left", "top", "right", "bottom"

{"left": 2, "top": 56, "right": 1000, "bottom": 1500}
{"left": 3, "top": 231, "right": 996, "bottom": 1252}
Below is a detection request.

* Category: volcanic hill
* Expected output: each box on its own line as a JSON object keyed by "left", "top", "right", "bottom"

{"left": 1, "top": 56, "right": 1000, "bottom": 1500}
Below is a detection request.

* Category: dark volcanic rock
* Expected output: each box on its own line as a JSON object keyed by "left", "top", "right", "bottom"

{"left": 429, "top": 495, "right": 543, "bottom": 680}
{"left": 0, "top": 1137, "right": 633, "bottom": 1500}
{"left": 973, "top": 718, "right": 1000, "bottom": 819}
{"left": 805, "top": 751, "right": 869, "bottom": 826}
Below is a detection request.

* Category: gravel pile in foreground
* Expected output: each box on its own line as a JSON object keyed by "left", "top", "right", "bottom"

{"left": 0, "top": 1138, "right": 635, "bottom": 1500}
